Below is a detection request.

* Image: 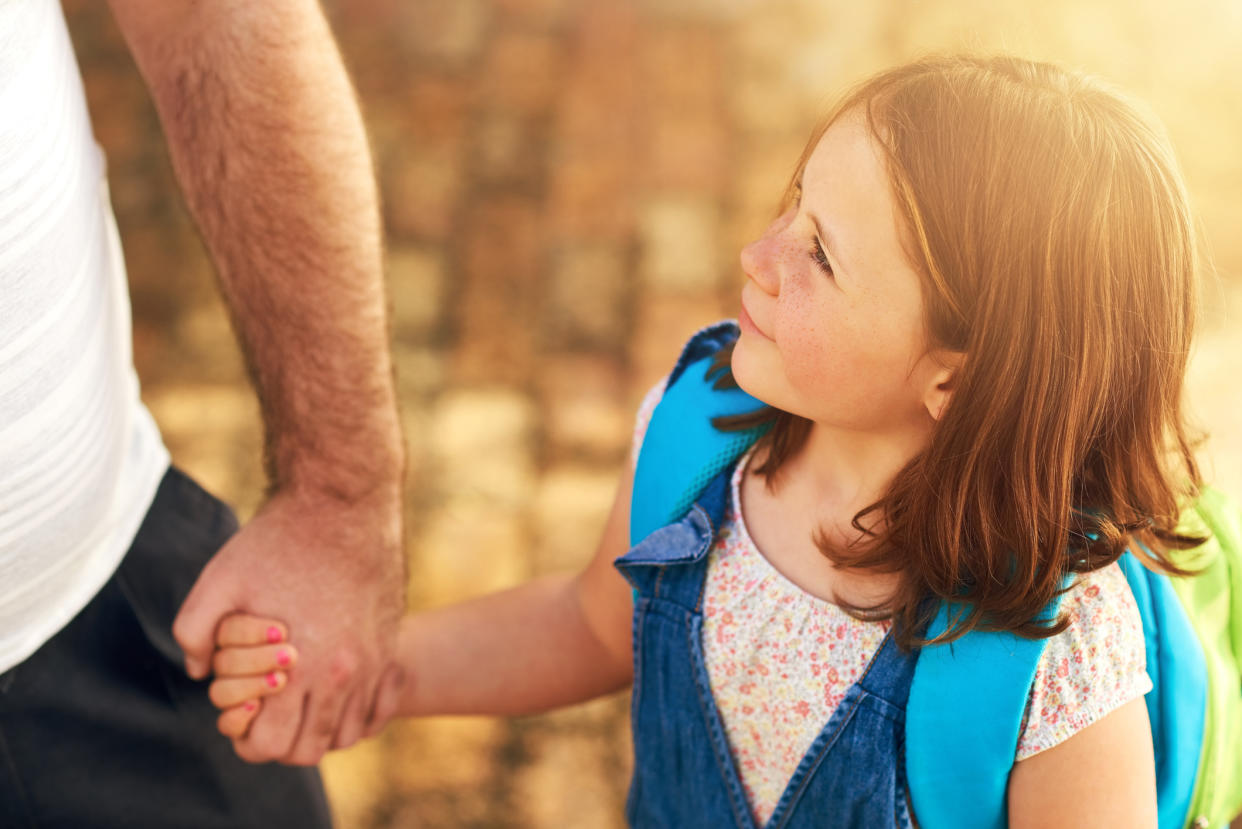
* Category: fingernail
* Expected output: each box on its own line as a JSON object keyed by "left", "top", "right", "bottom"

{"left": 243, "top": 700, "right": 258, "bottom": 712}
{"left": 276, "top": 649, "right": 291, "bottom": 668}
{"left": 266, "top": 626, "right": 283, "bottom": 644}
{"left": 266, "top": 672, "right": 280, "bottom": 688}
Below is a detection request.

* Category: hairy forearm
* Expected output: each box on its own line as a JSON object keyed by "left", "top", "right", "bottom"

{"left": 111, "top": 0, "right": 402, "bottom": 500}
{"left": 397, "top": 574, "right": 633, "bottom": 717}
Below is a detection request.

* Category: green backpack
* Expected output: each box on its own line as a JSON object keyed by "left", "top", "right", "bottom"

{"left": 1163, "top": 489, "right": 1242, "bottom": 827}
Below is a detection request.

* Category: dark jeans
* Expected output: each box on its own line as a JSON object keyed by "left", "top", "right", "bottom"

{"left": 0, "top": 466, "right": 332, "bottom": 828}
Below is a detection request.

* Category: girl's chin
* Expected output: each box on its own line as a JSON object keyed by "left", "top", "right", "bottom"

{"left": 729, "top": 343, "right": 773, "bottom": 404}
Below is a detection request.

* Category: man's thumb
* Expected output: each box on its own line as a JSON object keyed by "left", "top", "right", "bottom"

{"left": 172, "top": 573, "right": 228, "bottom": 680}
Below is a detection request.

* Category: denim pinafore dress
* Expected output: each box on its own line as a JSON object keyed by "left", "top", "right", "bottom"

{"left": 615, "top": 466, "right": 917, "bottom": 828}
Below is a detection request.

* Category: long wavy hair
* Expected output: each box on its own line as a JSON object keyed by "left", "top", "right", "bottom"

{"left": 719, "top": 55, "right": 1205, "bottom": 648}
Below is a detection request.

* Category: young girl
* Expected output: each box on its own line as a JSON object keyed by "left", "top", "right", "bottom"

{"left": 205, "top": 55, "right": 1207, "bottom": 827}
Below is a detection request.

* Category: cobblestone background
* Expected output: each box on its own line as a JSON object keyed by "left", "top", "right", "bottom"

{"left": 62, "top": 0, "right": 1242, "bottom": 826}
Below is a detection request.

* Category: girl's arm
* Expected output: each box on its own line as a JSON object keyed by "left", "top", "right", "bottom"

{"left": 391, "top": 463, "right": 636, "bottom": 717}
{"left": 209, "top": 465, "right": 637, "bottom": 735}
{"left": 1006, "top": 696, "right": 1157, "bottom": 828}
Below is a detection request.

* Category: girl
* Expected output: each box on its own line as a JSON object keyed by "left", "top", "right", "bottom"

{"left": 206, "top": 55, "right": 1207, "bottom": 827}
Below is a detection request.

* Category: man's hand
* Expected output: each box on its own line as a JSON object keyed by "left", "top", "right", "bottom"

{"left": 174, "top": 487, "right": 405, "bottom": 764}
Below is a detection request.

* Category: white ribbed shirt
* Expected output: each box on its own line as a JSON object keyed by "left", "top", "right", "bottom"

{"left": 0, "top": 0, "right": 169, "bottom": 673}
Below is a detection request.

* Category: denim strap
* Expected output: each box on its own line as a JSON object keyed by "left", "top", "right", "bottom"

{"left": 616, "top": 467, "right": 732, "bottom": 610}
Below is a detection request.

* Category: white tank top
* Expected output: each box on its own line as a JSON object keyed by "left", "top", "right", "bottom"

{"left": 0, "top": 0, "right": 169, "bottom": 672}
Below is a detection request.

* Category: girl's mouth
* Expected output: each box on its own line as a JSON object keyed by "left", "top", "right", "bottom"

{"left": 739, "top": 302, "right": 772, "bottom": 340}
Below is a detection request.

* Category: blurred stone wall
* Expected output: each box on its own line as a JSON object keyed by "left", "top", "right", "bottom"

{"left": 62, "top": 0, "right": 1242, "bottom": 826}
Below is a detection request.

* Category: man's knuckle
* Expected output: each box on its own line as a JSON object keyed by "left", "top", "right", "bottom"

{"left": 287, "top": 752, "right": 319, "bottom": 768}
{"left": 172, "top": 624, "right": 195, "bottom": 654}
{"left": 233, "top": 740, "right": 266, "bottom": 764}
{"left": 288, "top": 739, "right": 327, "bottom": 767}
{"left": 243, "top": 718, "right": 292, "bottom": 757}
{"left": 312, "top": 705, "right": 339, "bottom": 736}
{"left": 328, "top": 651, "right": 359, "bottom": 688}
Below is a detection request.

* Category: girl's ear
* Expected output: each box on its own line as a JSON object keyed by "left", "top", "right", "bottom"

{"left": 923, "top": 351, "right": 963, "bottom": 422}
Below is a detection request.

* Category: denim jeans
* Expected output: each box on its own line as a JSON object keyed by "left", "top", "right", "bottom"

{"left": 0, "top": 466, "right": 331, "bottom": 829}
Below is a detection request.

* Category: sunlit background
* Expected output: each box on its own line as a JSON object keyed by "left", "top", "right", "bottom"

{"left": 63, "top": 0, "right": 1242, "bottom": 825}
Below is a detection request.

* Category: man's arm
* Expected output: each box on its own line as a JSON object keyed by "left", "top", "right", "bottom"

{"left": 105, "top": 0, "right": 406, "bottom": 765}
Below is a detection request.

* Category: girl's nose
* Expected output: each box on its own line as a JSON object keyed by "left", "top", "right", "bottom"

{"left": 740, "top": 212, "right": 792, "bottom": 296}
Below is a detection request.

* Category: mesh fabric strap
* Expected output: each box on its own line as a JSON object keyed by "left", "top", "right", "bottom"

{"left": 630, "top": 354, "right": 768, "bottom": 546}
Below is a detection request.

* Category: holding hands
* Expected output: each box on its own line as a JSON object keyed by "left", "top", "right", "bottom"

{"left": 173, "top": 489, "right": 407, "bottom": 765}
{"left": 208, "top": 607, "right": 405, "bottom": 745}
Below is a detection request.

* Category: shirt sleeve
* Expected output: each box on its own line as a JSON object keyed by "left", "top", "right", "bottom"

{"left": 629, "top": 376, "right": 669, "bottom": 471}
{"left": 1015, "top": 561, "right": 1153, "bottom": 760}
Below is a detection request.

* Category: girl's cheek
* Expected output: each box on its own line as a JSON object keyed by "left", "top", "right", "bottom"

{"left": 775, "top": 269, "right": 813, "bottom": 319}
{"left": 775, "top": 281, "right": 833, "bottom": 380}
{"left": 779, "top": 269, "right": 830, "bottom": 330}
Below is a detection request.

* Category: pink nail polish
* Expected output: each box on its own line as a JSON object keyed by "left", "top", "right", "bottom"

{"left": 266, "top": 626, "right": 283, "bottom": 644}
{"left": 265, "top": 672, "right": 280, "bottom": 688}
{"left": 276, "top": 649, "right": 291, "bottom": 668}
{"left": 243, "top": 700, "right": 258, "bottom": 712}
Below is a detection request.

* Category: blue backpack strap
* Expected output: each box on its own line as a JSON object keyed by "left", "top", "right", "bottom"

{"left": 906, "top": 591, "right": 1067, "bottom": 829}
{"left": 911, "top": 547, "right": 1211, "bottom": 829}
{"left": 1116, "top": 551, "right": 1207, "bottom": 829}
{"left": 630, "top": 321, "right": 770, "bottom": 545}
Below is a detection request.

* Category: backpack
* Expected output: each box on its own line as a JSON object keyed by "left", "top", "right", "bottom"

{"left": 629, "top": 320, "right": 1242, "bottom": 829}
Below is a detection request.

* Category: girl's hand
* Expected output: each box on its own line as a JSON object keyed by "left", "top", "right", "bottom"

{"left": 208, "top": 613, "right": 299, "bottom": 739}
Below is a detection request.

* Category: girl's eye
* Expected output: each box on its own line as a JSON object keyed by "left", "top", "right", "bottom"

{"left": 791, "top": 179, "right": 832, "bottom": 277}
{"left": 810, "top": 239, "right": 834, "bottom": 278}
{"left": 792, "top": 183, "right": 832, "bottom": 277}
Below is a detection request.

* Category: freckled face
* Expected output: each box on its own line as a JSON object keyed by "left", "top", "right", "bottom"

{"left": 732, "top": 113, "right": 932, "bottom": 433}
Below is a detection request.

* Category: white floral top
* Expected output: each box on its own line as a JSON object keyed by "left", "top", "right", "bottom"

{"left": 633, "top": 381, "right": 1152, "bottom": 825}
